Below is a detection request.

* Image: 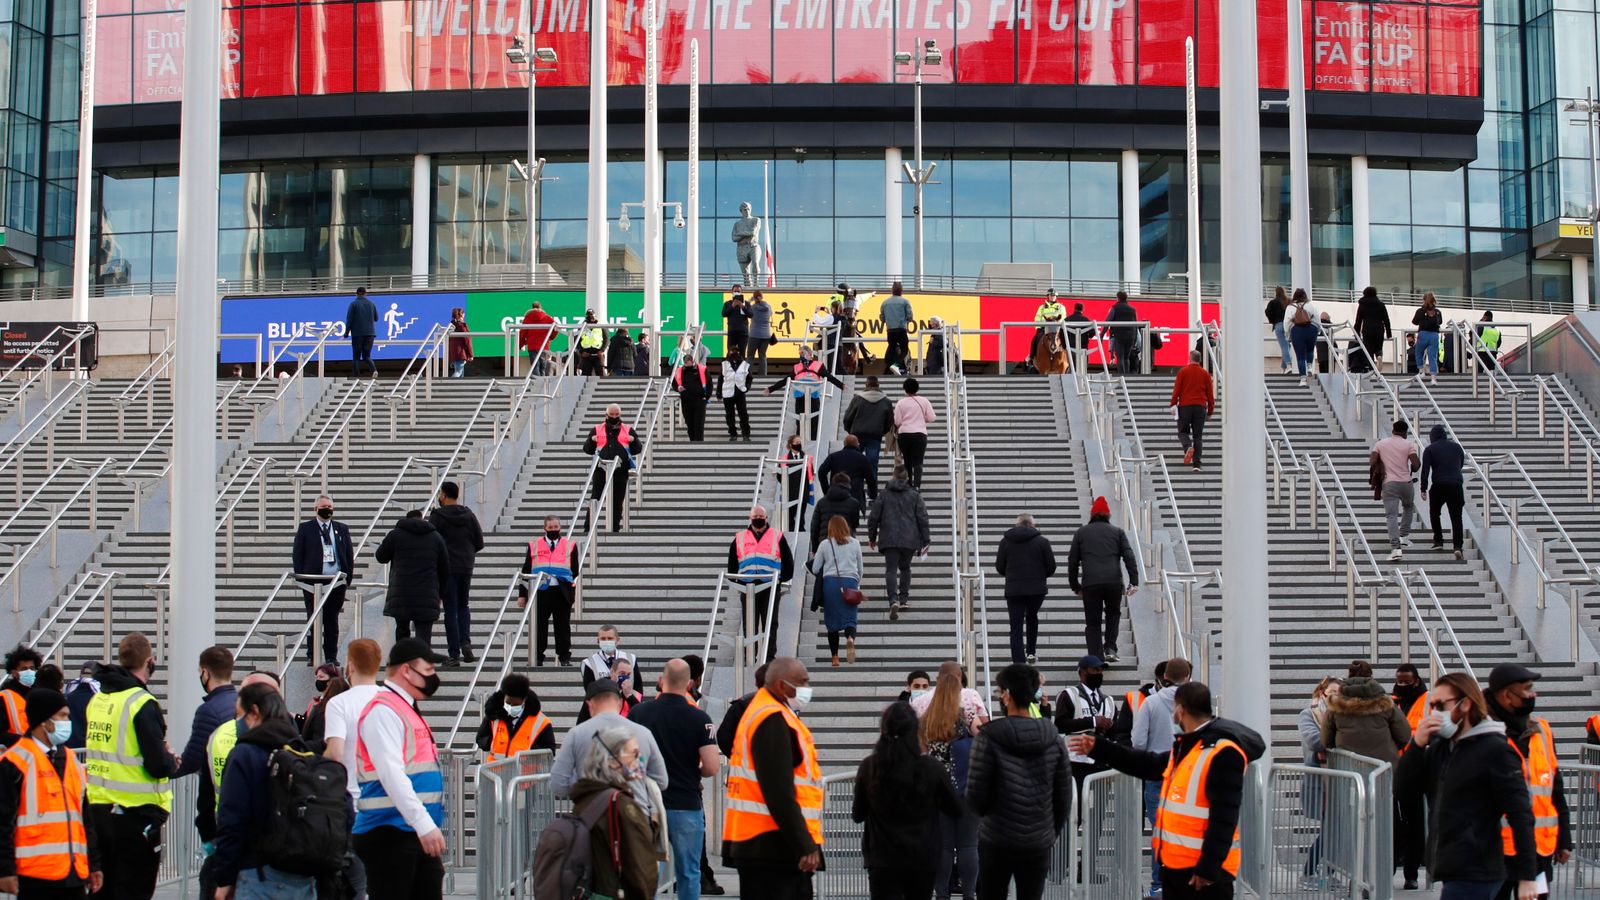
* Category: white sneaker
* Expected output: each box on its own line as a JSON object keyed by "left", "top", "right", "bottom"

{"left": 1388, "top": 549, "right": 1404, "bottom": 561}
{"left": 1298, "top": 376, "right": 1308, "bottom": 386}
{"left": 1400, "top": 536, "right": 1413, "bottom": 547}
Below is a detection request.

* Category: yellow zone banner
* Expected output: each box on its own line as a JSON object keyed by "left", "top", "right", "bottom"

{"left": 725, "top": 291, "right": 982, "bottom": 361}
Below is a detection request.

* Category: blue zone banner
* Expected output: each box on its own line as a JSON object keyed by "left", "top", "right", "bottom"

{"left": 220, "top": 293, "right": 466, "bottom": 364}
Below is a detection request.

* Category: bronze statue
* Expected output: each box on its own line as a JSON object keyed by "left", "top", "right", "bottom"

{"left": 731, "top": 201, "right": 763, "bottom": 284}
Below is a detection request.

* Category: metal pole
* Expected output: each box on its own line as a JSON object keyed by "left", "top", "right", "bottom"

{"left": 686, "top": 40, "right": 701, "bottom": 329}
{"left": 1185, "top": 37, "right": 1201, "bottom": 329}
{"left": 643, "top": 0, "right": 661, "bottom": 337}
{"left": 1219, "top": 0, "right": 1269, "bottom": 732}
{"left": 586, "top": 1, "right": 608, "bottom": 318}
{"left": 71, "top": 0, "right": 98, "bottom": 322}
{"left": 1589, "top": 90, "right": 1600, "bottom": 311}
{"left": 525, "top": 49, "right": 539, "bottom": 277}
{"left": 1287, "top": 0, "right": 1312, "bottom": 299}
{"left": 169, "top": 0, "right": 222, "bottom": 749}
{"left": 913, "top": 48, "right": 924, "bottom": 291}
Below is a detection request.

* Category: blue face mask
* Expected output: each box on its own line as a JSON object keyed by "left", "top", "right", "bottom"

{"left": 18, "top": 669, "right": 35, "bottom": 688}
{"left": 48, "top": 719, "right": 72, "bottom": 747}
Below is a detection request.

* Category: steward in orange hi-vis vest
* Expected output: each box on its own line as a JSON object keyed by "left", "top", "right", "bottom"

{"left": 721, "top": 679, "right": 824, "bottom": 890}
{"left": 0, "top": 688, "right": 101, "bottom": 894}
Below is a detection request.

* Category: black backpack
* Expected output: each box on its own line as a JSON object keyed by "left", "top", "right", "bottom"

{"left": 533, "top": 788, "right": 620, "bottom": 900}
{"left": 260, "top": 746, "right": 353, "bottom": 876}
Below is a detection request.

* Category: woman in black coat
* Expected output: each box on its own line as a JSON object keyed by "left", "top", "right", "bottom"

{"left": 1396, "top": 672, "right": 1539, "bottom": 899}
{"left": 373, "top": 510, "right": 450, "bottom": 642}
{"left": 851, "top": 701, "right": 960, "bottom": 899}
{"left": 1353, "top": 286, "right": 1391, "bottom": 370}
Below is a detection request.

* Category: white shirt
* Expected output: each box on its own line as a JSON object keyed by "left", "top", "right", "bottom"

{"left": 1063, "top": 683, "right": 1115, "bottom": 764}
{"left": 355, "top": 683, "right": 440, "bottom": 836}
{"left": 323, "top": 683, "right": 382, "bottom": 800}
{"left": 721, "top": 360, "right": 751, "bottom": 398}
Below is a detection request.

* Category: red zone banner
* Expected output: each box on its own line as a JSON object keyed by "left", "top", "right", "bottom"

{"left": 979, "top": 295, "right": 1220, "bottom": 368}
{"left": 95, "top": 0, "right": 1479, "bottom": 103}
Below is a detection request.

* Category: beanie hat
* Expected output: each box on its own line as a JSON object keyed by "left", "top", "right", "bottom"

{"left": 1091, "top": 496, "right": 1111, "bottom": 518}
{"left": 25, "top": 688, "right": 67, "bottom": 729}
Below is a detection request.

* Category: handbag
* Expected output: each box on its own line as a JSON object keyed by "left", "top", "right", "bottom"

{"left": 768, "top": 334, "right": 779, "bottom": 347}
{"left": 813, "top": 542, "right": 867, "bottom": 606}
{"left": 842, "top": 586, "right": 866, "bottom": 606}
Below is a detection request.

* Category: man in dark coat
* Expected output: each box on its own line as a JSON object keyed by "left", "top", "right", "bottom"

{"left": 995, "top": 513, "right": 1057, "bottom": 665}
{"left": 966, "top": 663, "right": 1072, "bottom": 900}
{"left": 175, "top": 646, "right": 237, "bottom": 778}
{"left": 585, "top": 403, "right": 645, "bottom": 531}
{"left": 373, "top": 510, "right": 450, "bottom": 643}
{"left": 291, "top": 494, "right": 355, "bottom": 665}
{"left": 345, "top": 287, "right": 378, "bottom": 376}
{"left": 1067, "top": 496, "right": 1138, "bottom": 664}
{"left": 867, "top": 467, "right": 930, "bottom": 618}
{"left": 429, "top": 481, "right": 485, "bottom": 665}
{"left": 1106, "top": 291, "right": 1140, "bottom": 374}
{"left": 817, "top": 435, "right": 876, "bottom": 504}
{"left": 810, "top": 474, "right": 862, "bottom": 549}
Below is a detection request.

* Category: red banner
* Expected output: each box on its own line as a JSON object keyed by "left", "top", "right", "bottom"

{"left": 979, "top": 294, "right": 1221, "bottom": 368}
{"left": 92, "top": 0, "right": 1480, "bottom": 103}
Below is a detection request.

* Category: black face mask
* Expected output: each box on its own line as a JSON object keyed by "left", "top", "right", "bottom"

{"left": 607, "top": 416, "right": 621, "bottom": 426}
{"left": 1082, "top": 673, "right": 1104, "bottom": 690}
{"left": 409, "top": 665, "right": 441, "bottom": 698}
{"left": 750, "top": 518, "right": 767, "bottom": 530}
{"left": 546, "top": 530, "right": 562, "bottom": 540}
{"left": 317, "top": 508, "right": 334, "bottom": 520}
{"left": 1517, "top": 695, "right": 1538, "bottom": 715}
{"left": 315, "top": 680, "right": 330, "bottom": 694}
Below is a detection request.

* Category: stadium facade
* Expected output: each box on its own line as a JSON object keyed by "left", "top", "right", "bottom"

{"left": 4, "top": 0, "right": 1596, "bottom": 309}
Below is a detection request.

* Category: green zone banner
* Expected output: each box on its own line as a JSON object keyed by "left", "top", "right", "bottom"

{"left": 464, "top": 290, "right": 725, "bottom": 360}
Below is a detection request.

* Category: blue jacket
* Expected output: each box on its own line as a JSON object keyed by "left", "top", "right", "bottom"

{"left": 345, "top": 296, "right": 379, "bottom": 337}
{"left": 177, "top": 684, "right": 238, "bottom": 778}
{"left": 212, "top": 718, "right": 305, "bottom": 887}
{"left": 880, "top": 296, "right": 914, "bottom": 330}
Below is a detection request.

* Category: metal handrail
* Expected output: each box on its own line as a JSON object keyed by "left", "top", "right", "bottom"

{"left": 941, "top": 324, "right": 990, "bottom": 704}
{"left": 33, "top": 570, "right": 124, "bottom": 665}
{"left": 290, "top": 379, "right": 377, "bottom": 508}
{"left": 478, "top": 323, "right": 584, "bottom": 476}
{"left": 445, "top": 571, "right": 546, "bottom": 746}
{"left": 1445, "top": 319, "right": 1523, "bottom": 409}
{"left": 386, "top": 322, "right": 451, "bottom": 404}
{"left": 0, "top": 380, "right": 92, "bottom": 499}
{"left": 112, "top": 338, "right": 175, "bottom": 418}
{"left": 232, "top": 570, "right": 350, "bottom": 672}
{"left": 119, "top": 382, "right": 245, "bottom": 479}
{"left": 0, "top": 457, "right": 121, "bottom": 611}
{"left": 0, "top": 325, "right": 96, "bottom": 413}
{"left": 1393, "top": 568, "right": 1476, "bottom": 683}
{"left": 237, "top": 324, "right": 340, "bottom": 407}
{"left": 145, "top": 455, "right": 276, "bottom": 587}
{"left": 1535, "top": 376, "right": 1600, "bottom": 498}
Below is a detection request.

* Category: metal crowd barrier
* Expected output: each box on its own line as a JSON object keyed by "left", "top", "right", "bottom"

{"left": 1073, "top": 770, "right": 1143, "bottom": 899}
{"left": 1326, "top": 751, "right": 1393, "bottom": 900}
{"left": 815, "top": 772, "right": 868, "bottom": 899}
{"left": 1259, "top": 764, "right": 1370, "bottom": 900}
{"left": 154, "top": 774, "right": 205, "bottom": 898}
{"left": 475, "top": 749, "right": 559, "bottom": 899}
{"left": 1554, "top": 762, "right": 1600, "bottom": 896}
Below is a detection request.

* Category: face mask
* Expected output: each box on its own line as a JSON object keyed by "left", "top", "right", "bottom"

{"left": 409, "top": 665, "right": 441, "bottom": 698}
{"left": 750, "top": 518, "right": 767, "bottom": 530}
{"left": 236, "top": 716, "right": 251, "bottom": 737}
{"left": 315, "top": 680, "right": 330, "bottom": 694}
{"left": 317, "top": 508, "right": 334, "bottom": 520}
{"left": 599, "top": 640, "right": 617, "bottom": 656}
{"left": 1082, "top": 673, "right": 1104, "bottom": 690}
{"left": 48, "top": 719, "right": 72, "bottom": 747}
{"left": 199, "top": 675, "right": 210, "bottom": 693}
{"left": 1171, "top": 718, "right": 1185, "bottom": 737}
{"left": 910, "top": 689, "right": 930, "bottom": 701}
{"left": 785, "top": 681, "right": 813, "bottom": 711}
{"left": 1517, "top": 696, "right": 1538, "bottom": 715}
{"left": 790, "top": 444, "right": 802, "bottom": 453}
{"left": 504, "top": 703, "right": 524, "bottom": 718}
{"left": 1034, "top": 688, "right": 1044, "bottom": 702}
{"left": 546, "top": 530, "right": 562, "bottom": 540}
{"left": 625, "top": 763, "right": 645, "bottom": 782}
{"left": 18, "top": 669, "right": 36, "bottom": 688}
{"left": 1433, "top": 709, "right": 1460, "bottom": 740}
{"left": 607, "top": 416, "right": 621, "bottom": 425}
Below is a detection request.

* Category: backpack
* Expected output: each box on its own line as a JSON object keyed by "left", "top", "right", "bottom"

{"left": 533, "top": 788, "right": 620, "bottom": 900}
{"left": 260, "top": 746, "right": 353, "bottom": 876}
{"left": 1292, "top": 302, "right": 1311, "bottom": 326}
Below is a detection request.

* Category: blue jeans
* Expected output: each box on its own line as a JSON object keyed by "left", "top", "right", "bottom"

{"left": 665, "top": 808, "right": 704, "bottom": 900}
{"left": 1290, "top": 324, "right": 1320, "bottom": 375}
{"left": 1273, "top": 321, "right": 1292, "bottom": 367}
{"left": 234, "top": 865, "right": 318, "bottom": 900}
{"left": 441, "top": 572, "right": 474, "bottom": 657}
{"left": 858, "top": 435, "right": 882, "bottom": 496}
{"left": 449, "top": 359, "right": 466, "bottom": 377}
{"left": 1415, "top": 330, "right": 1440, "bottom": 374}
{"left": 1439, "top": 882, "right": 1500, "bottom": 900}
{"left": 1143, "top": 779, "right": 1162, "bottom": 894}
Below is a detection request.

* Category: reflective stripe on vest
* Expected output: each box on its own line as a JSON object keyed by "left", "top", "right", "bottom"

{"left": 736, "top": 528, "right": 783, "bottom": 578}
{"left": 83, "top": 687, "right": 172, "bottom": 811}
{"left": 593, "top": 423, "right": 634, "bottom": 449}
{"left": 792, "top": 360, "right": 824, "bottom": 398}
{"left": 723, "top": 688, "right": 824, "bottom": 846}
{"left": 673, "top": 363, "right": 708, "bottom": 390}
{"left": 1, "top": 689, "right": 26, "bottom": 735}
{"left": 207, "top": 720, "right": 239, "bottom": 811}
{"left": 1126, "top": 690, "right": 1146, "bottom": 714}
{"left": 1501, "top": 718, "right": 1561, "bottom": 857}
{"left": 2, "top": 740, "right": 90, "bottom": 881}
{"left": 353, "top": 687, "right": 444, "bottom": 834}
{"left": 1153, "top": 738, "right": 1244, "bottom": 875}
{"left": 531, "top": 537, "right": 576, "bottom": 583}
{"left": 487, "top": 713, "right": 551, "bottom": 763}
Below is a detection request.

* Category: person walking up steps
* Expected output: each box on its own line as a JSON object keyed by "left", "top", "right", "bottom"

{"left": 1067, "top": 496, "right": 1138, "bottom": 663}
{"left": 1170, "top": 350, "right": 1214, "bottom": 471}
{"left": 894, "top": 378, "right": 937, "bottom": 489}
{"left": 869, "top": 466, "right": 931, "bottom": 621}
{"left": 1421, "top": 424, "right": 1467, "bottom": 560}
{"left": 1371, "top": 420, "right": 1421, "bottom": 561}
{"left": 996, "top": 514, "right": 1056, "bottom": 665}
{"left": 811, "top": 516, "right": 863, "bottom": 667}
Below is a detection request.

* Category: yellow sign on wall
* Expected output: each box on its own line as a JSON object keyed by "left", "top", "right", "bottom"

{"left": 726, "top": 291, "right": 982, "bottom": 361}
{"left": 1559, "top": 220, "right": 1595, "bottom": 239}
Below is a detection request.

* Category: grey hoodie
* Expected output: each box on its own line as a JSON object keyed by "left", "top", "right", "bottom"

{"left": 1133, "top": 684, "right": 1179, "bottom": 753}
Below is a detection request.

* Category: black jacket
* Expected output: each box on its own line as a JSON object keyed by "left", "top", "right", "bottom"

{"left": 725, "top": 529, "right": 795, "bottom": 584}
{"left": 212, "top": 718, "right": 309, "bottom": 887}
{"left": 584, "top": 418, "right": 644, "bottom": 465}
{"left": 817, "top": 447, "right": 876, "bottom": 500}
{"left": 90, "top": 664, "right": 179, "bottom": 813}
{"left": 965, "top": 716, "right": 1072, "bottom": 851}
{"left": 373, "top": 517, "right": 450, "bottom": 621}
{"left": 1067, "top": 518, "right": 1139, "bottom": 591}
{"left": 994, "top": 525, "right": 1057, "bottom": 597}
{"left": 851, "top": 753, "right": 961, "bottom": 869}
{"left": 1420, "top": 426, "right": 1465, "bottom": 492}
{"left": 868, "top": 479, "right": 930, "bottom": 551}
{"left": 1106, "top": 299, "right": 1139, "bottom": 340}
{"left": 1090, "top": 719, "right": 1257, "bottom": 881}
{"left": 716, "top": 692, "right": 754, "bottom": 757}
{"left": 1396, "top": 718, "right": 1537, "bottom": 883}
{"left": 811, "top": 484, "right": 863, "bottom": 547}
{"left": 0, "top": 737, "right": 101, "bottom": 882}
{"left": 291, "top": 518, "right": 355, "bottom": 582}
{"left": 1355, "top": 296, "right": 1392, "bottom": 340}
{"left": 428, "top": 504, "right": 485, "bottom": 576}
{"left": 721, "top": 709, "right": 825, "bottom": 868}
{"left": 607, "top": 334, "right": 635, "bottom": 373}
{"left": 672, "top": 361, "right": 712, "bottom": 399}
{"left": 474, "top": 689, "right": 555, "bottom": 754}
{"left": 842, "top": 391, "right": 894, "bottom": 439}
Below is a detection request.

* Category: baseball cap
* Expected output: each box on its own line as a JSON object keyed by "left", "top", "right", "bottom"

{"left": 585, "top": 678, "right": 623, "bottom": 701}
{"left": 1078, "top": 655, "right": 1105, "bottom": 670}
{"left": 1487, "top": 662, "right": 1541, "bottom": 694}
{"left": 387, "top": 638, "right": 447, "bottom": 668}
